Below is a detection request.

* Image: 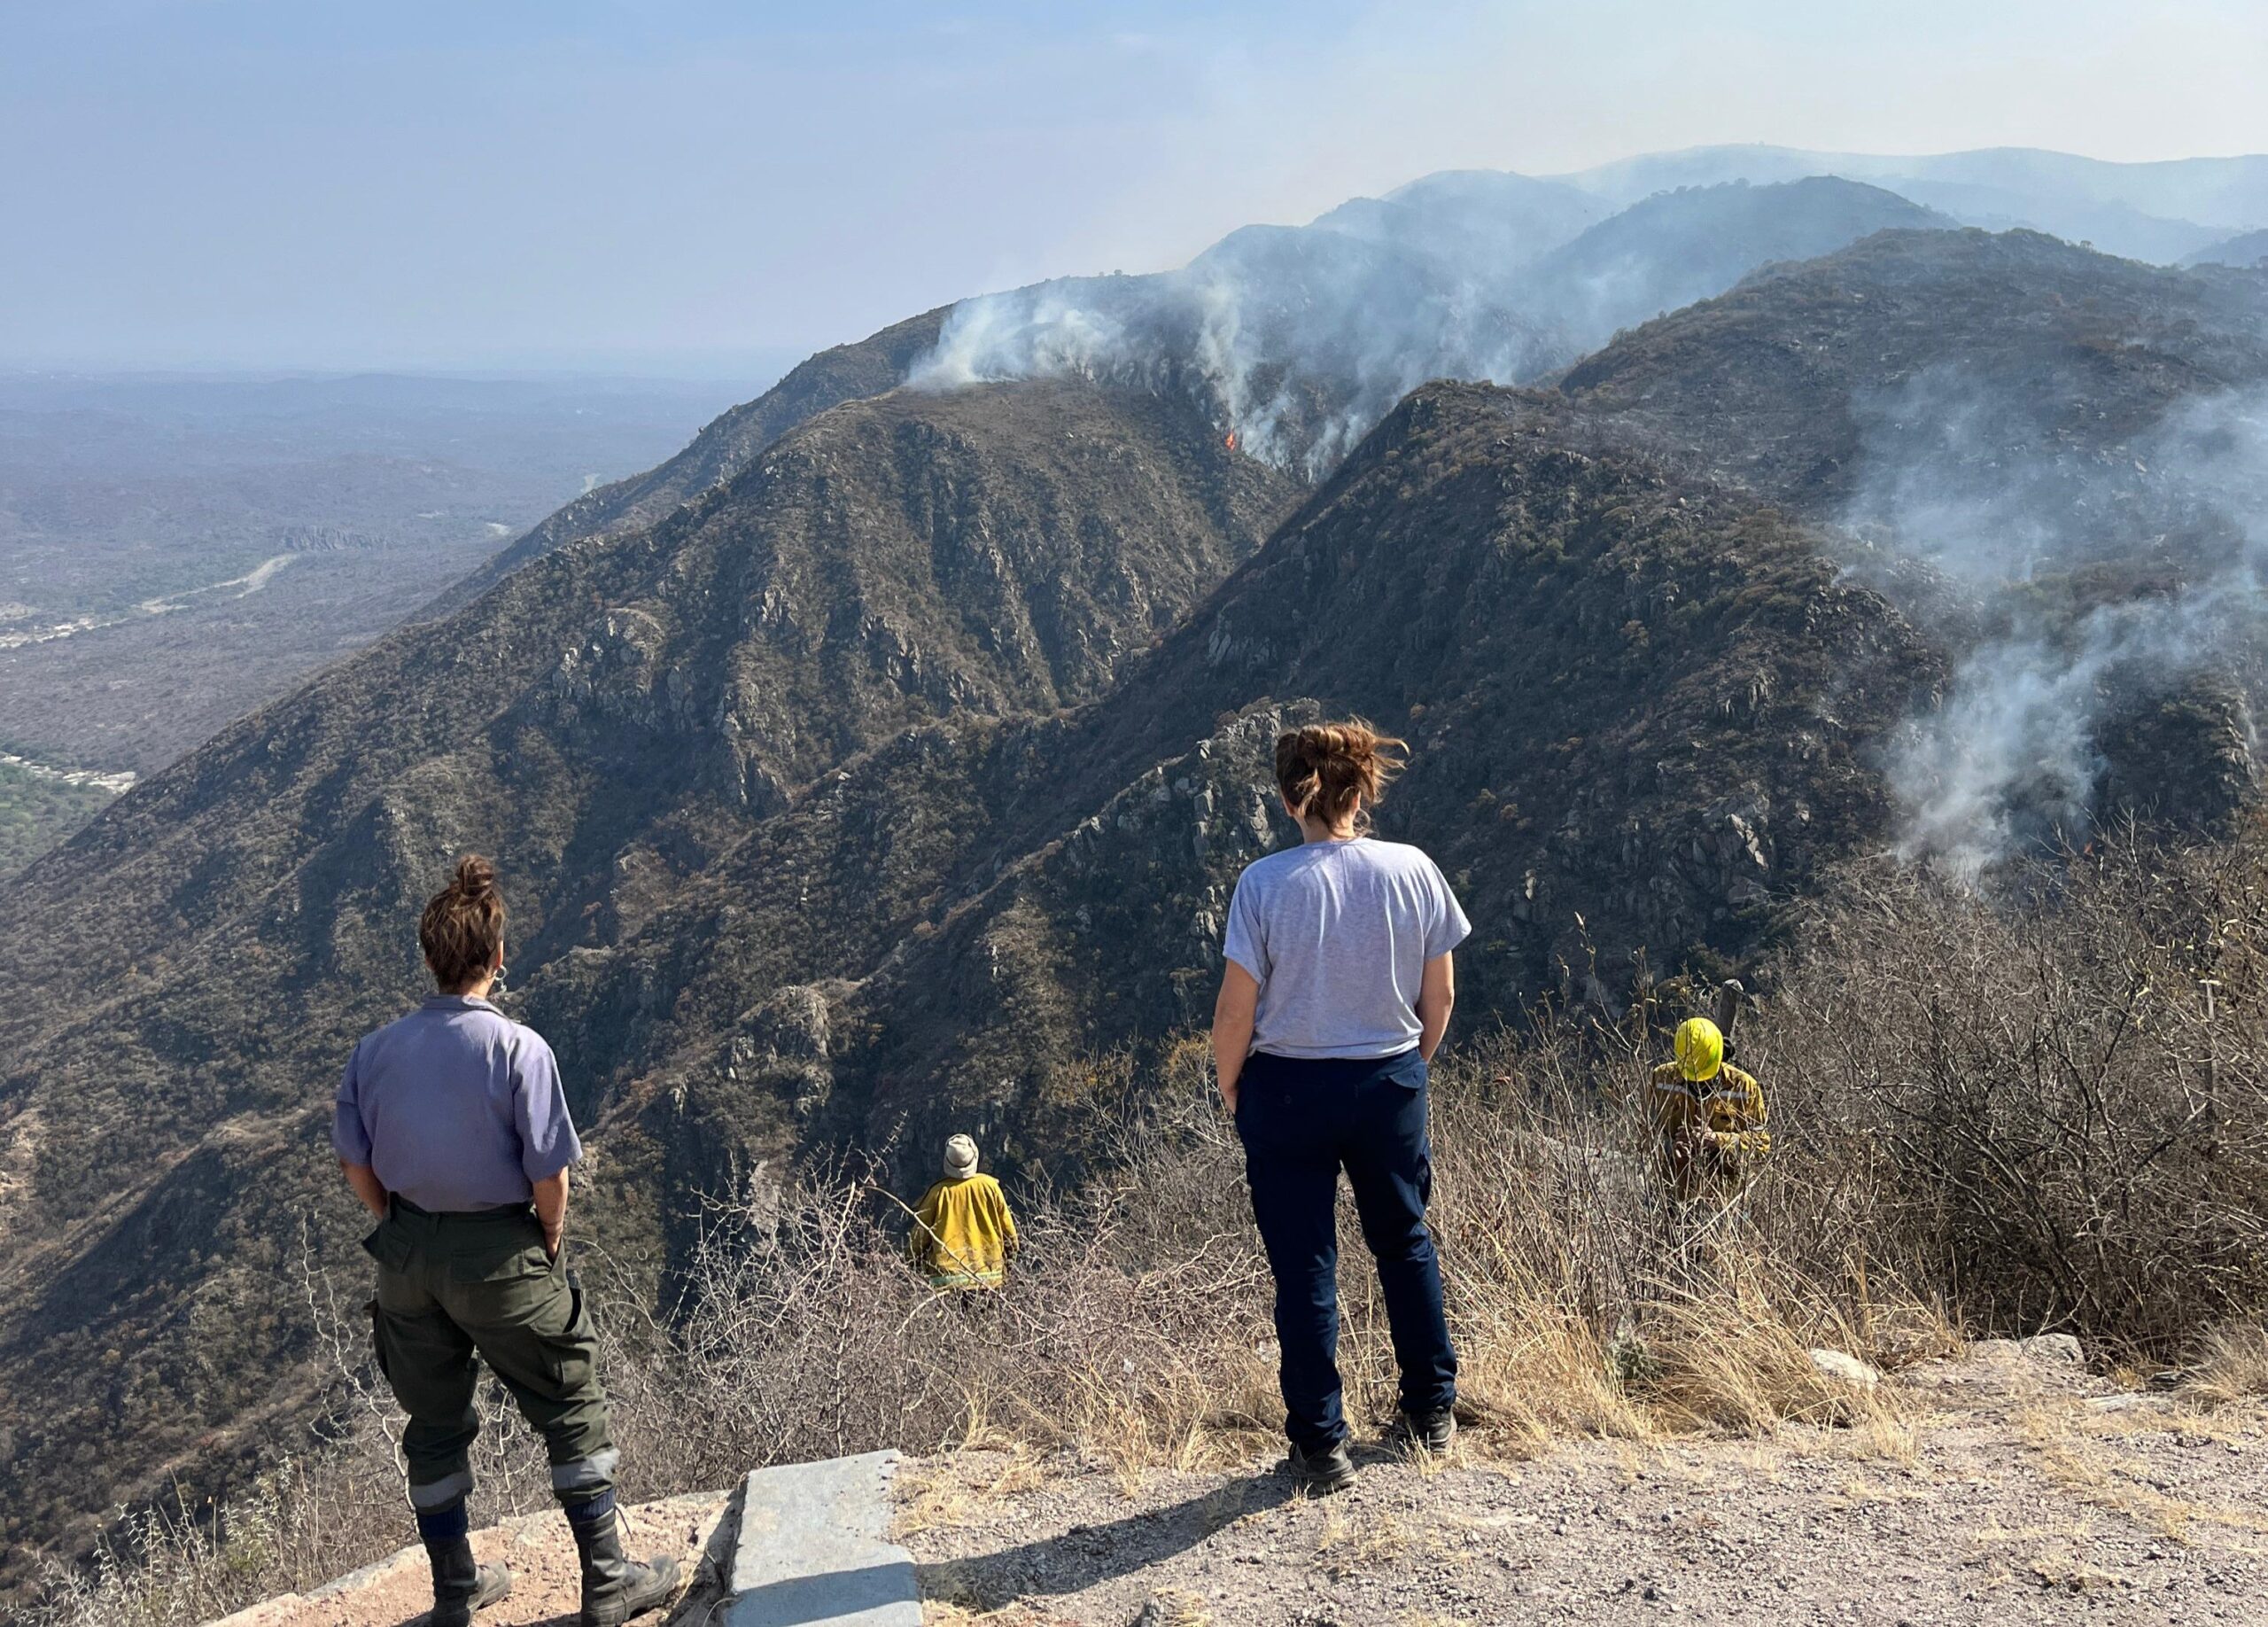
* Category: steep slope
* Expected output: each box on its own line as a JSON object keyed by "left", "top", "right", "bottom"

{"left": 1559, "top": 229, "right": 2268, "bottom": 521}
{"left": 434, "top": 307, "right": 950, "bottom": 607}
{"left": 827, "top": 386, "right": 1938, "bottom": 1164}
{"left": 508, "top": 382, "right": 1937, "bottom": 1228}
{"left": 1518, "top": 177, "right": 1952, "bottom": 353}
{"left": 0, "top": 376, "right": 1293, "bottom": 1579}
{"left": 1562, "top": 229, "right": 2268, "bottom": 865}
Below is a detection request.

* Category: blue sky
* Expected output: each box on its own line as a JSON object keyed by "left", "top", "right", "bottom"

{"left": 4, "top": 0, "right": 2264, "bottom": 374}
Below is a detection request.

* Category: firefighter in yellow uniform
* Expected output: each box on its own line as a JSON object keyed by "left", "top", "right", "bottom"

{"left": 1649, "top": 1016, "right": 1771, "bottom": 1203}
{"left": 909, "top": 1134, "right": 1019, "bottom": 1288}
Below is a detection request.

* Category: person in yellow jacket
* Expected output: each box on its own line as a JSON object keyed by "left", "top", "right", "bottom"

{"left": 909, "top": 1134, "right": 1019, "bottom": 1289}
{"left": 1649, "top": 1017, "right": 1772, "bottom": 1203}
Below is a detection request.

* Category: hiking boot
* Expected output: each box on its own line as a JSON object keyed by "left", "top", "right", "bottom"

{"left": 570, "top": 1501, "right": 682, "bottom": 1626}
{"left": 1287, "top": 1439, "right": 1357, "bottom": 1493}
{"left": 1396, "top": 1405, "right": 1456, "bottom": 1453}
{"left": 425, "top": 1537, "right": 511, "bottom": 1627}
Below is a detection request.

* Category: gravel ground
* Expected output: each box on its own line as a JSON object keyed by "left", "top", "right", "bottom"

{"left": 899, "top": 1348, "right": 2268, "bottom": 1625}
{"left": 211, "top": 1345, "right": 2268, "bottom": 1627}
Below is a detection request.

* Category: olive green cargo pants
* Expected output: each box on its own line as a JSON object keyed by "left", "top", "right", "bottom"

{"left": 364, "top": 1200, "right": 617, "bottom": 1510}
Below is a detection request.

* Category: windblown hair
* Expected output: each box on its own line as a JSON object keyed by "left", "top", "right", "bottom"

{"left": 420, "top": 854, "right": 506, "bottom": 993}
{"left": 1274, "top": 720, "right": 1405, "bottom": 832}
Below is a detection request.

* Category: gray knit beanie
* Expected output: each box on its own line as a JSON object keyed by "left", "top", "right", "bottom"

{"left": 944, "top": 1134, "right": 979, "bottom": 1178}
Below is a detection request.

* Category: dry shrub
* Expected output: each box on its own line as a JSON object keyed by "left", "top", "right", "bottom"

{"left": 601, "top": 1022, "right": 1928, "bottom": 1506}
{"left": 1760, "top": 832, "right": 2268, "bottom": 1355}
{"left": 29, "top": 1460, "right": 353, "bottom": 1627}
{"left": 602, "top": 1125, "right": 1285, "bottom": 1495}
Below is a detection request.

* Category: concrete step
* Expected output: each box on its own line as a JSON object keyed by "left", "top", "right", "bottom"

{"left": 726, "top": 1449, "right": 920, "bottom": 1625}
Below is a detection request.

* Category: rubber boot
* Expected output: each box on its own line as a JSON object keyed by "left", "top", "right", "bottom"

{"left": 425, "top": 1535, "right": 512, "bottom": 1627}
{"left": 566, "top": 1496, "right": 681, "bottom": 1626}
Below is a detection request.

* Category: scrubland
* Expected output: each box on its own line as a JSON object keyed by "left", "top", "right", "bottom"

{"left": 34, "top": 831, "right": 2268, "bottom": 1623}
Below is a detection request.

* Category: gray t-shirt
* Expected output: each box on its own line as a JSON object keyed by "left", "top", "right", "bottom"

{"left": 332, "top": 995, "right": 582, "bottom": 1211}
{"left": 1223, "top": 837, "right": 1472, "bottom": 1060}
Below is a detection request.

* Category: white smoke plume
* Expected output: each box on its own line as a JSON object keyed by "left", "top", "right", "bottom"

{"left": 910, "top": 226, "right": 1555, "bottom": 477}
{"left": 1852, "top": 372, "right": 2268, "bottom": 876}
{"left": 909, "top": 176, "right": 1940, "bottom": 478}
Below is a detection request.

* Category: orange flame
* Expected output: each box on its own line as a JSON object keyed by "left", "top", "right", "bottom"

{"left": 1224, "top": 431, "right": 1238, "bottom": 451}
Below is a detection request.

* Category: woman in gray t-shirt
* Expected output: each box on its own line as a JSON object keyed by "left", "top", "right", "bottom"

{"left": 1214, "top": 721, "right": 1468, "bottom": 1491}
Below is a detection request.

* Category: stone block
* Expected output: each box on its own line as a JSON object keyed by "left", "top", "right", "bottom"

{"left": 726, "top": 1449, "right": 920, "bottom": 1626}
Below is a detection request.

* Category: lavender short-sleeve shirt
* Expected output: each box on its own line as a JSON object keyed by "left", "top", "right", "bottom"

{"left": 333, "top": 995, "right": 582, "bottom": 1211}
{"left": 1223, "top": 837, "right": 1471, "bottom": 1060}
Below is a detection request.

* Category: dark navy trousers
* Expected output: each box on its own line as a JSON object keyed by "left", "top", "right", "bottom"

{"left": 1234, "top": 1047, "right": 1457, "bottom": 1452}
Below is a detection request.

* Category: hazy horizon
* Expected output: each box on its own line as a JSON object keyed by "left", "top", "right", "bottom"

{"left": 0, "top": 354, "right": 805, "bottom": 385}
{"left": 6, "top": 2, "right": 2266, "bottom": 373}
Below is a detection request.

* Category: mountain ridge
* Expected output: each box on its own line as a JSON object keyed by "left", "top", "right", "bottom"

{"left": 8, "top": 222, "right": 2268, "bottom": 1592}
{"left": 429, "top": 307, "right": 954, "bottom": 610}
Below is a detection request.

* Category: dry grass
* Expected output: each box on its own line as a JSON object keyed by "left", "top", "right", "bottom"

{"left": 2011, "top": 1397, "right": 2268, "bottom": 1550}
{"left": 40, "top": 831, "right": 2268, "bottom": 1621}
{"left": 1141, "top": 1589, "right": 1215, "bottom": 1626}
{"left": 592, "top": 1024, "right": 1938, "bottom": 1522}
{"left": 895, "top": 1447, "right": 1059, "bottom": 1538}
{"left": 2186, "top": 1322, "right": 2268, "bottom": 1408}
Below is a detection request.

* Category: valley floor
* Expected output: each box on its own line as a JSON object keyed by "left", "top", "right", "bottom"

{"left": 0, "top": 536, "right": 494, "bottom": 778}
{"left": 903, "top": 1349, "right": 2268, "bottom": 1625}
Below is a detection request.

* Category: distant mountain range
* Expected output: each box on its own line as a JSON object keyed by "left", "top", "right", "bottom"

{"left": 2185, "top": 228, "right": 2268, "bottom": 269}
{"left": 4, "top": 145, "right": 2268, "bottom": 1592}
{"left": 1550, "top": 144, "right": 2268, "bottom": 262}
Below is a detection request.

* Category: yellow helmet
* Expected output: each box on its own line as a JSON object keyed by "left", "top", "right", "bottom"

{"left": 1674, "top": 1016, "right": 1723, "bottom": 1081}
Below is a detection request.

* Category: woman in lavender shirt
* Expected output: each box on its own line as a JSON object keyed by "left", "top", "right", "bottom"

{"left": 1213, "top": 722, "right": 1467, "bottom": 1492}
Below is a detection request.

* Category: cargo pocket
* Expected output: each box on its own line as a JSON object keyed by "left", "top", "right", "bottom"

{"left": 540, "top": 1274, "right": 599, "bottom": 1397}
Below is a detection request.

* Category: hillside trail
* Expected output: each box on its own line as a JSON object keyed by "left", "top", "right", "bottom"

{"left": 900, "top": 1343, "right": 2268, "bottom": 1625}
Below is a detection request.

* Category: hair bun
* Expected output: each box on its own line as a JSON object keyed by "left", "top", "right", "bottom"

{"left": 453, "top": 854, "right": 497, "bottom": 898}
{"left": 1296, "top": 723, "right": 1378, "bottom": 769}
{"left": 1274, "top": 719, "right": 1406, "bottom": 830}
{"left": 423, "top": 854, "right": 508, "bottom": 993}
{"left": 1294, "top": 723, "right": 1364, "bottom": 767}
